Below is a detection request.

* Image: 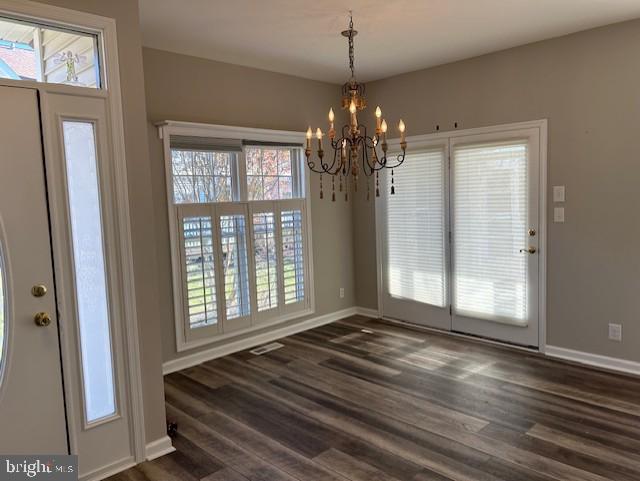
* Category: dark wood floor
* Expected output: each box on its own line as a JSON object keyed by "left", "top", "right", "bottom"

{"left": 109, "top": 316, "right": 640, "bottom": 481}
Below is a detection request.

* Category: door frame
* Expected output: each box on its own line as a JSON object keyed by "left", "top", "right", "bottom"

{"left": 375, "top": 119, "right": 548, "bottom": 352}
{"left": 0, "top": 0, "right": 146, "bottom": 473}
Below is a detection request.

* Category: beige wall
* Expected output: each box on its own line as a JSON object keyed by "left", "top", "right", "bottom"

{"left": 357, "top": 19, "right": 640, "bottom": 362}
{"left": 142, "top": 48, "right": 355, "bottom": 363}
{"left": 35, "top": 0, "right": 167, "bottom": 444}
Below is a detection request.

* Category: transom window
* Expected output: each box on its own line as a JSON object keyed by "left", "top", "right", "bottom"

{"left": 0, "top": 17, "right": 101, "bottom": 88}
{"left": 171, "top": 150, "right": 234, "bottom": 203}
{"left": 245, "top": 146, "right": 300, "bottom": 200}
{"left": 165, "top": 129, "right": 311, "bottom": 348}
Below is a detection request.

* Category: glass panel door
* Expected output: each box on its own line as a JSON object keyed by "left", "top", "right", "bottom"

{"left": 450, "top": 129, "right": 540, "bottom": 347}
{"left": 380, "top": 143, "right": 451, "bottom": 330}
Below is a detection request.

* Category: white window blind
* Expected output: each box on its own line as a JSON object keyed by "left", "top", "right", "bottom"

{"left": 220, "top": 214, "right": 251, "bottom": 320}
{"left": 281, "top": 209, "right": 305, "bottom": 304}
{"left": 253, "top": 212, "right": 278, "bottom": 311}
{"left": 386, "top": 148, "right": 447, "bottom": 307}
{"left": 452, "top": 140, "right": 528, "bottom": 324}
{"left": 181, "top": 216, "right": 217, "bottom": 329}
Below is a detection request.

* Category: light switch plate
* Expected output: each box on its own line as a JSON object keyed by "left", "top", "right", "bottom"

{"left": 554, "top": 207, "right": 565, "bottom": 223}
{"left": 553, "top": 185, "right": 566, "bottom": 202}
{"left": 608, "top": 323, "right": 622, "bottom": 342}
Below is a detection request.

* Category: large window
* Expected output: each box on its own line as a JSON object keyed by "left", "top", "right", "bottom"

{"left": 165, "top": 131, "right": 311, "bottom": 347}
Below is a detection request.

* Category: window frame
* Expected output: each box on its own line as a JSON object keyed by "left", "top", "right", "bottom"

{"left": 0, "top": 12, "right": 104, "bottom": 89}
{"left": 158, "top": 121, "right": 315, "bottom": 352}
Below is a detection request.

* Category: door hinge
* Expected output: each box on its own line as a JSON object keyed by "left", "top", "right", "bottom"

{"left": 449, "top": 305, "right": 452, "bottom": 315}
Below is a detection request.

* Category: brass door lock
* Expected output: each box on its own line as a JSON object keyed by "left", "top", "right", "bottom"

{"left": 34, "top": 312, "right": 51, "bottom": 327}
{"left": 31, "top": 285, "right": 47, "bottom": 297}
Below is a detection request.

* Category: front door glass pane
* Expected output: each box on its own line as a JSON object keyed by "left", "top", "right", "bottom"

{"left": 62, "top": 121, "right": 116, "bottom": 423}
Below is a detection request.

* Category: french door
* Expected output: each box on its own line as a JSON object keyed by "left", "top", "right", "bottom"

{"left": 381, "top": 124, "right": 543, "bottom": 348}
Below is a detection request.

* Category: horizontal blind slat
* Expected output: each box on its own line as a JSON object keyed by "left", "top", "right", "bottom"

{"left": 386, "top": 148, "right": 446, "bottom": 307}
{"left": 453, "top": 141, "right": 528, "bottom": 323}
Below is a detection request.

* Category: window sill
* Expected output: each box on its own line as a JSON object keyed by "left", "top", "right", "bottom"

{"left": 176, "top": 306, "right": 314, "bottom": 352}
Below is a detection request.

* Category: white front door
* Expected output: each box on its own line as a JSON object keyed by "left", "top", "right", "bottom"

{"left": 380, "top": 123, "right": 543, "bottom": 348}
{"left": 0, "top": 86, "right": 68, "bottom": 453}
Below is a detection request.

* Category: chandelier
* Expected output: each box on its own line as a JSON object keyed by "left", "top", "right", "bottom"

{"left": 305, "top": 13, "right": 407, "bottom": 201}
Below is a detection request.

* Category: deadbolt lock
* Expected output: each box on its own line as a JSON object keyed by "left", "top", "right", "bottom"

{"left": 528, "top": 229, "right": 537, "bottom": 237}
{"left": 31, "top": 285, "right": 47, "bottom": 297}
{"left": 34, "top": 312, "right": 52, "bottom": 327}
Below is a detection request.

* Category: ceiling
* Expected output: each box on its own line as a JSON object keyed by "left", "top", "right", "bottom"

{"left": 139, "top": 0, "right": 640, "bottom": 84}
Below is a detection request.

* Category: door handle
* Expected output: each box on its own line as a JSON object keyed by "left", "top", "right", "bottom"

{"left": 34, "top": 312, "right": 52, "bottom": 327}
{"left": 519, "top": 247, "right": 537, "bottom": 254}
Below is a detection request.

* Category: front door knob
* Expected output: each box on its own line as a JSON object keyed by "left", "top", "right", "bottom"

{"left": 519, "top": 247, "right": 537, "bottom": 254}
{"left": 34, "top": 312, "right": 51, "bottom": 327}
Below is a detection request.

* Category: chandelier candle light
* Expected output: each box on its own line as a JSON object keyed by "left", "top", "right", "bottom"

{"left": 305, "top": 13, "right": 407, "bottom": 201}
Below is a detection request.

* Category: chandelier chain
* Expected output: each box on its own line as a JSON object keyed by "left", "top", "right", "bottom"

{"left": 348, "top": 12, "right": 355, "bottom": 80}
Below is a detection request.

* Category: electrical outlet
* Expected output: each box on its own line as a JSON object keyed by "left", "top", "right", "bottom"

{"left": 339, "top": 287, "right": 345, "bottom": 299}
{"left": 608, "top": 323, "right": 622, "bottom": 342}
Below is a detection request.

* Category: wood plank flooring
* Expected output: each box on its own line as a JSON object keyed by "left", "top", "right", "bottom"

{"left": 108, "top": 316, "right": 640, "bottom": 481}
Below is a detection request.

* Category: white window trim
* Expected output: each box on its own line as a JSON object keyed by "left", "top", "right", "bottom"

{"left": 157, "top": 121, "right": 316, "bottom": 352}
{"left": 375, "top": 119, "right": 548, "bottom": 352}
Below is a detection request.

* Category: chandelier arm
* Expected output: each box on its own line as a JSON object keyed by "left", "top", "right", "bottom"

{"left": 361, "top": 137, "right": 375, "bottom": 177}
{"left": 306, "top": 160, "right": 330, "bottom": 174}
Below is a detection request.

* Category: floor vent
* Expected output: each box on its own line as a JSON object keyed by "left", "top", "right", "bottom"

{"left": 250, "top": 342, "right": 284, "bottom": 356}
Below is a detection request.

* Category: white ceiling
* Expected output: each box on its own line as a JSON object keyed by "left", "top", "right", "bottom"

{"left": 139, "top": 0, "right": 640, "bottom": 84}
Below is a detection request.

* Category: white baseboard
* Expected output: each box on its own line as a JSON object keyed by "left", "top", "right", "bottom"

{"left": 145, "top": 435, "right": 175, "bottom": 461}
{"left": 80, "top": 456, "right": 135, "bottom": 481}
{"left": 355, "top": 306, "right": 381, "bottom": 318}
{"left": 162, "top": 307, "right": 358, "bottom": 374}
{"left": 546, "top": 345, "right": 640, "bottom": 376}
